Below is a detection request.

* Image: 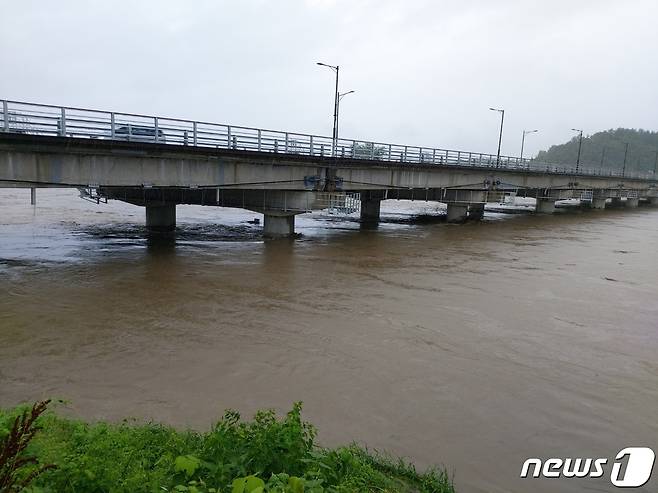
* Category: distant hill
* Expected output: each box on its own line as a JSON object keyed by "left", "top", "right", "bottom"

{"left": 534, "top": 128, "right": 658, "bottom": 174}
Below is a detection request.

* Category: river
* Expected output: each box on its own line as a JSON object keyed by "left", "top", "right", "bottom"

{"left": 1, "top": 188, "right": 657, "bottom": 492}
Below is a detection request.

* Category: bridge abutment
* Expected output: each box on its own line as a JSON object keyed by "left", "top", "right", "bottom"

{"left": 264, "top": 213, "right": 295, "bottom": 238}
{"left": 536, "top": 199, "right": 556, "bottom": 214}
{"left": 146, "top": 204, "right": 176, "bottom": 232}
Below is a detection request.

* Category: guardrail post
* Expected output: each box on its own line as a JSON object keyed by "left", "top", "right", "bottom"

{"left": 193, "top": 121, "right": 198, "bottom": 146}
{"left": 257, "top": 129, "right": 262, "bottom": 151}
{"left": 370, "top": 143, "right": 375, "bottom": 160}
{"left": 310, "top": 135, "right": 314, "bottom": 156}
{"left": 432, "top": 149, "right": 436, "bottom": 164}
{"left": 285, "top": 133, "right": 289, "bottom": 153}
{"left": 388, "top": 144, "right": 392, "bottom": 161}
{"left": 110, "top": 113, "right": 115, "bottom": 138}
{"left": 154, "top": 117, "right": 159, "bottom": 143}
{"left": 2, "top": 100, "right": 7, "bottom": 132}
{"left": 59, "top": 107, "right": 66, "bottom": 136}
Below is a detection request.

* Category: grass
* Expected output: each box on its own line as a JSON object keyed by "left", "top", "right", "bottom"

{"left": 0, "top": 401, "right": 454, "bottom": 493}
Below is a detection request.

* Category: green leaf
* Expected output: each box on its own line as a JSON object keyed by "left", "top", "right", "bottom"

{"left": 288, "top": 476, "right": 305, "bottom": 493}
{"left": 245, "top": 475, "right": 265, "bottom": 492}
{"left": 174, "top": 455, "right": 201, "bottom": 478}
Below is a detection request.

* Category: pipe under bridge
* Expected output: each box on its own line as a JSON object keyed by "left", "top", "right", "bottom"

{"left": 1, "top": 100, "right": 656, "bottom": 236}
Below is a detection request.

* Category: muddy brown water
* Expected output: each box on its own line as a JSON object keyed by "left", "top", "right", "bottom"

{"left": 1, "top": 189, "right": 657, "bottom": 492}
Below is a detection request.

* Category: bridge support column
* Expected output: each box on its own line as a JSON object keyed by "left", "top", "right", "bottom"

{"left": 590, "top": 198, "right": 607, "bottom": 209}
{"left": 360, "top": 198, "right": 381, "bottom": 223}
{"left": 264, "top": 213, "right": 295, "bottom": 238}
{"left": 536, "top": 199, "right": 556, "bottom": 214}
{"left": 625, "top": 198, "right": 639, "bottom": 208}
{"left": 610, "top": 197, "right": 623, "bottom": 208}
{"left": 146, "top": 204, "right": 176, "bottom": 232}
{"left": 647, "top": 197, "right": 658, "bottom": 207}
{"left": 447, "top": 203, "right": 469, "bottom": 223}
{"left": 468, "top": 203, "right": 485, "bottom": 221}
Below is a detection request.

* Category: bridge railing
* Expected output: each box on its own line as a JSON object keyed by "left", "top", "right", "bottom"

{"left": 0, "top": 99, "right": 653, "bottom": 180}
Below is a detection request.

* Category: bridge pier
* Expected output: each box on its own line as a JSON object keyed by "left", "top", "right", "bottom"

{"left": 590, "top": 197, "right": 607, "bottom": 209}
{"left": 625, "top": 198, "right": 639, "bottom": 208}
{"left": 536, "top": 199, "right": 556, "bottom": 214}
{"left": 146, "top": 204, "right": 176, "bottom": 232}
{"left": 447, "top": 203, "right": 469, "bottom": 223}
{"left": 647, "top": 197, "right": 658, "bottom": 207}
{"left": 610, "top": 197, "right": 624, "bottom": 208}
{"left": 264, "top": 213, "right": 295, "bottom": 238}
{"left": 360, "top": 198, "right": 381, "bottom": 223}
{"left": 468, "top": 203, "right": 485, "bottom": 221}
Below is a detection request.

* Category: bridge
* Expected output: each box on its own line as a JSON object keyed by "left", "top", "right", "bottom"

{"left": 1, "top": 99, "right": 656, "bottom": 236}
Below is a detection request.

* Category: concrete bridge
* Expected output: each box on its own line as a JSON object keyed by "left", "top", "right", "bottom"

{"left": 1, "top": 100, "right": 656, "bottom": 236}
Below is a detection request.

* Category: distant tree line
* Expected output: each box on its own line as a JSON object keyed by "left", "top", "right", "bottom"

{"left": 534, "top": 128, "right": 658, "bottom": 174}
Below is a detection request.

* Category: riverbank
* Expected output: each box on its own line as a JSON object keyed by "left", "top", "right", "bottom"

{"left": 0, "top": 401, "right": 454, "bottom": 493}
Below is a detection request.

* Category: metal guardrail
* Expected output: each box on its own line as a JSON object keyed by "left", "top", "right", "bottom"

{"left": 0, "top": 99, "right": 654, "bottom": 180}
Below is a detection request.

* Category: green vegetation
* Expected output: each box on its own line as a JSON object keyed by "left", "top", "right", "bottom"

{"left": 0, "top": 401, "right": 454, "bottom": 493}
{"left": 534, "top": 128, "right": 658, "bottom": 173}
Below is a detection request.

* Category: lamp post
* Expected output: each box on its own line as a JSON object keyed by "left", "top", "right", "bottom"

{"left": 571, "top": 128, "right": 583, "bottom": 173}
{"left": 335, "top": 90, "right": 355, "bottom": 153}
{"left": 489, "top": 107, "right": 505, "bottom": 167}
{"left": 520, "top": 129, "right": 538, "bottom": 161}
{"left": 316, "top": 62, "right": 340, "bottom": 156}
{"left": 622, "top": 142, "right": 630, "bottom": 177}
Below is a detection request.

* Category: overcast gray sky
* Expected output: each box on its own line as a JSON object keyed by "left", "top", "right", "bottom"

{"left": 1, "top": 0, "right": 657, "bottom": 158}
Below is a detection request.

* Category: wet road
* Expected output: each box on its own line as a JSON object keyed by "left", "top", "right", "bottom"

{"left": 1, "top": 189, "right": 657, "bottom": 492}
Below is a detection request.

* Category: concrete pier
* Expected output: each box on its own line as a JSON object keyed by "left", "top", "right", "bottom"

{"left": 264, "top": 213, "right": 295, "bottom": 238}
{"left": 360, "top": 198, "right": 381, "bottom": 223}
{"left": 590, "top": 198, "right": 607, "bottom": 209}
{"left": 145, "top": 204, "right": 176, "bottom": 232}
{"left": 468, "top": 203, "right": 485, "bottom": 220}
{"left": 625, "top": 198, "right": 639, "bottom": 208}
{"left": 447, "top": 203, "right": 469, "bottom": 223}
{"left": 536, "top": 199, "right": 556, "bottom": 214}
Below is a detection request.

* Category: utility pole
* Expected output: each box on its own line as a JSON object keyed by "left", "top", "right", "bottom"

{"left": 571, "top": 129, "right": 583, "bottom": 173}
{"left": 490, "top": 107, "right": 505, "bottom": 167}
{"left": 316, "top": 62, "right": 340, "bottom": 156}
{"left": 520, "top": 129, "right": 538, "bottom": 161}
{"left": 622, "top": 142, "right": 629, "bottom": 177}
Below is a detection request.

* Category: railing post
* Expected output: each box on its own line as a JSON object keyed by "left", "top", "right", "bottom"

{"left": 370, "top": 143, "right": 375, "bottom": 160}
{"left": 285, "top": 133, "right": 289, "bottom": 153}
{"left": 154, "top": 117, "right": 159, "bottom": 143}
{"left": 257, "top": 129, "right": 261, "bottom": 152}
{"left": 2, "top": 100, "right": 8, "bottom": 132}
{"left": 110, "top": 113, "right": 115, "bottom": 138}
{"left": 193, "top": 121, "right": 198, "bottom": 146}
{"left": 310, "top": 135, "right": 314, "bottom": 156}
{"left": 227, "top": 126, "right": 232, "bottom": 149}
{"left": 388, "top": 144, "right": 392, "bottom": 161}
{"left": 432, "top": 148, "right": 436, "bottom": 164}
{"left": 59, "top": 107, "right": 66, "bottom": 136}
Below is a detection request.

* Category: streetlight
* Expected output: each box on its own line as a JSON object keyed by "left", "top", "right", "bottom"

{"left": 622, "top": 142, "right": 630, "bottom": 177}
{"left": 317, "top": 62, "right": 340, "bottom": 156}
{"left": 335, "top": 90, "right": 355, "bottom": 151}
{"left": 571, "top": 128, "right": 583, "bottom": 173}
{"left": 489, "top": 107, "right": 505, "bottom": 167}
{"left": 520, "top": 129, "right": 538, "bottom": 161}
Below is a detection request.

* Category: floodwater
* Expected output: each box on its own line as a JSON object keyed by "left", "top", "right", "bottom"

{"left": 1, "top": 189, "right": 657, "bottom": 493}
